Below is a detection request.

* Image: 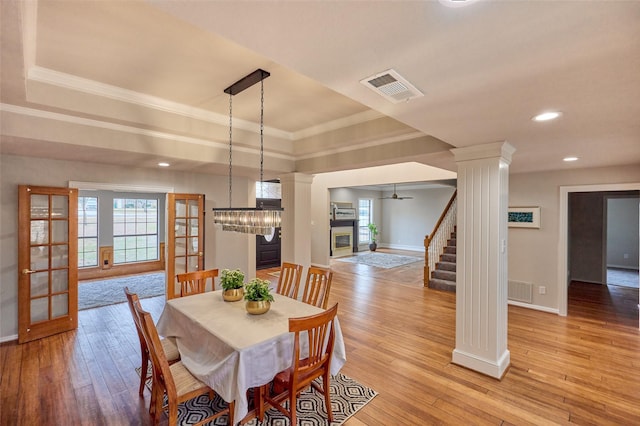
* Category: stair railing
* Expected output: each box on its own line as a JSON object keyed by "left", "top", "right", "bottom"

{"left": 424, "top": 190, "right": 457, "bottom": 287}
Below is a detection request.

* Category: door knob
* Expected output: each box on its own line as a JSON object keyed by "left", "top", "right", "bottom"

{"left": 22, "top": 269, "right": 35, "bottom": 275}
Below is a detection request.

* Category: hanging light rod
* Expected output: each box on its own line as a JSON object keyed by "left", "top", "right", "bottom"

{"left": 213, "top": 68, "right": 282, "bottom": 236}
{"left": 224, "top": 69, "right": 270, "bottom": 95}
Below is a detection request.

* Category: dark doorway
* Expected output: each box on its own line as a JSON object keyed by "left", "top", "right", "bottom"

{"left": 256, "top": 198, "right": 281, "bottom": 269}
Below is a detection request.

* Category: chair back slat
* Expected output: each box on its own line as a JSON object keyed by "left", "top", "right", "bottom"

{"left": 301, "top": 266, "right": 333, "bottom": 309}
{"left": 276, "top": 262, "right": 303, "bottom": 299}
{"left": 289, "top": 303, "right": 338, "bottom": 382}
{"left": 176, "top": 268, "right": 219, "bottom": 297}
{"left": 133, "top": 299, "right": 178, "bottom": 400}
{"left": 124, "top": 287, "right": 147, "bottom": 355}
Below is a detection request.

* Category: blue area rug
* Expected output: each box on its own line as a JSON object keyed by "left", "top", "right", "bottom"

{"left": 78, "top": 272, "right": 165, "bottom": 310}
{"left": 336, "top": 252, "right": 422, "bottom": 269}
{"left": 136, "top": 367, "right": 377, "bottom": 425}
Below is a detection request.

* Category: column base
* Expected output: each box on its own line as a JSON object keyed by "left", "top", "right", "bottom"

{"left": 452, "top": 348, "right": 511, "bottom": 380}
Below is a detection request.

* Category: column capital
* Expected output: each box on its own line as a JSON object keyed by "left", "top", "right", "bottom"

{"left": 451, "top": 141, "right": 516, "bottom": 164}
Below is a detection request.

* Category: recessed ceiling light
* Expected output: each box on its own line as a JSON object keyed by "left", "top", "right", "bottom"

{"left": 532, "top": 111, "right": 562, "bottom": 122}
{"left": 158, "top": 162, "right": 170, "bottom": 167}
{"left": 563, "top": 156, "right": 579, "bottom": 162}
{"left": 439, "top": 0, "right": 479, "bottom": 8}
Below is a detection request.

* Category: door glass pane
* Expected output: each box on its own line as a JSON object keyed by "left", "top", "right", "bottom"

{"left": 188, "top": 219, "right": 199, "bottom": 237}
{"left": 187, "top": 255, "right": 199, "bottom": 271}
{"left": 52, "top": 195, "right": 68, "bottom": 219}
{"left": 175, "top": 237, "right": 186, "bottom": 256}
{"left": 31, "top": 220, "right": 49, "bottom": 244}
{"left": 175, "top": 200, "right": 186, "bottom": 217}
{"left": 175, "top": 257, "right": 186, "bottom": 275}
{"left": 30, "top": 297, "right": 49, "bottom": 323}
{"left": 30, "top": 246, "right": 49, "bottom": 270}
{"left": 52, "top": 245, "right": 69, "bottom": 268}
{"left": 187, "top": 237, "right": 198, "bottom": 254}
{"left": 175, "top": 219, "right": 186, "bottom": 236}
{"left": 52, "top": 220, "right": 68, "bottom": 243}
{"left": 30, "top": 272, "right": 49, "bottom": 297}
{"left": 31, "top": 195, "right": 49, "bottom": 218}
{"left": 52, "top": 294, "right": 68, "bottom": 318}
{"left": 188, "top": 200, "right": 198, "bottom": 217}
{"left": 52, "top": 270, "right": 69, "bottom": 293}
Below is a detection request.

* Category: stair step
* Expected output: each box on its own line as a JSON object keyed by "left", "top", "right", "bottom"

{"left": 441, "top": 253, "right": 456, "bottom": 263}
{"left": 448, "top": 238, "right": 456, "bottom": 247}
{"left": 429, "top": 278, "right": 456, "bottom": 293}
{"left": 451, "top": 232, "right": 456, "bottom": 239}
{"left": 444, "top": 246, "right": 457, "bottom": 255}
{"left": 432, "top": 269, "right": 456, "bottom": 281}
{"left": 435, "top": 261, "right": 456, "bottom": 272}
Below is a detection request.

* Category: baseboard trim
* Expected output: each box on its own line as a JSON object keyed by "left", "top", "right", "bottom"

{"left": 508, "top": 300, "right": 560, "bottom": 315}
{"left": 0, "top": 334, "right": 18, "bottom": 344}
{"left": 379, "top": 243, "right": 424, "bottom": 253}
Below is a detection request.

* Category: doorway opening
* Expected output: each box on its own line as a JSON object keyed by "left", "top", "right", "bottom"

{"left": 560, "top": 183, "right": 639, "bottom": 327}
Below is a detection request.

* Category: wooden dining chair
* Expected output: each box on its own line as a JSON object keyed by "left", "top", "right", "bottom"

{"left": 301, "top": 266, "right": 333, "bottom": 309}
{"left": 176, "top": 268, "right": 219, "bottom": 297}
{"left": 258, "top": 303, "right": 339, "bottom": 425}
{"left": 124, "top": 287, "right": 180, "bottom": 397}
{"left": 133, "top": 299, "right": 235, "bottom": 426}
{"left": 276, "top": 262, "right": 303, "bottom": 299}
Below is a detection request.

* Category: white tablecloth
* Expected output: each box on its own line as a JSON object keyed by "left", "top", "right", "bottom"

{"left": 156, "top": 291, "right": 347, "bottom": 421}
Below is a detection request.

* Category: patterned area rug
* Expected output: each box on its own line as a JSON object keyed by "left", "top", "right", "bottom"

{"left": 136, "top": 367, "right": 376, "bottom": 425}
{"left": 336, "top": 252, "right": 422, "bottom": 269}
{"left": 78, "top": 271, "right": 165, "bottom": 310}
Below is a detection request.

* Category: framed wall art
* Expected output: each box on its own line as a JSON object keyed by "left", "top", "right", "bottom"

{"left": 508, "top": 206, "right": 540, "bottom": 228}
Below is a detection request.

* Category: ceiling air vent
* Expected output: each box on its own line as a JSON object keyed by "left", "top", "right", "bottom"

{"left": 360, "top": 69, "right": 424, "bottom": 103}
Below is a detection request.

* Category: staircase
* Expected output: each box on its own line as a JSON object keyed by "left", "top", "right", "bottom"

{"left": 429, "top": 228, "right": 456, "bottom": 292}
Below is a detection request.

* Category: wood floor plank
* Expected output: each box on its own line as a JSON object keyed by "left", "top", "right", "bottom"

{"left": 1, "top": 249, "right": 638, "bottom": 425}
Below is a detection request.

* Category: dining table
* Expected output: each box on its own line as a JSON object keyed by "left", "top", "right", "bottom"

{"left": 156, "top": 290, "right": 347, "bottom": 422}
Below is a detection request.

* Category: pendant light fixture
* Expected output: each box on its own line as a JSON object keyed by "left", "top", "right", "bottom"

{"left": 212, "top": 69, "right": 283, "bottom": 235}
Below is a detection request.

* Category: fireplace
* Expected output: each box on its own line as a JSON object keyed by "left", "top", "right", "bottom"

{"left": 331, "top": 226, "right": 353, "bottom": 257}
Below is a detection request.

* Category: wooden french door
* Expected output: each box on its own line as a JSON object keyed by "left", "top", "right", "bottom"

{"left": 18, "top": 185, "right": 78, "bottom": 343}
{"left": 166, "top": 193, "right": 205, "bottom": 299}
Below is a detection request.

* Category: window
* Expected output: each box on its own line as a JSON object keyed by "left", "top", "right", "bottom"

{"left": 256, "top": 181, "right": 281, "bottom": 199}
{"left": 358, "top": 199, "right": 373, "bottom": 243}
{"left": 78, "top": 196, "right": 98, "bottom": 267}
{"left": 113, "top": 198, "right": 158, "bottom": 264}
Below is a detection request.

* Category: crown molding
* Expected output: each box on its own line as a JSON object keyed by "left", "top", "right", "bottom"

{"left": 27, "top": 66, "right": 293, "bottom": 140}
{"left": 295, "top": 131, "right": 425, "bottom": 161}
{"left": 0, "top": 103, "right": 295, "bottom": 161}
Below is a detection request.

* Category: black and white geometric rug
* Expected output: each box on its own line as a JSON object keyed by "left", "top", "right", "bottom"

{"left": 336, "top": 252, "right": 422, "bottom": 269}
{"left": 137, "top": 368, "right": 377, "bottom": 425}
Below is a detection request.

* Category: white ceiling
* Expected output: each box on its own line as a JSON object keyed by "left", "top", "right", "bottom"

{"left": 1, "top": 0, "right": 639, "bottom": 184}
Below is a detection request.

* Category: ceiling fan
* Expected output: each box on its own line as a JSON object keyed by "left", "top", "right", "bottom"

{"left": 379, "top": 184, "right": 413, "bottom": 200}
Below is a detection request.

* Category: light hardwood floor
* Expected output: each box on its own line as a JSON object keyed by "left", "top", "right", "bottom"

{"left": 1, "top": 248, "right": 639, "bottom": 425}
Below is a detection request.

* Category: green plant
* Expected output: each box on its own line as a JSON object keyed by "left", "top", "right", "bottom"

{"left": 220, "top": 268, "right": 245, "bottom": 290}
{"left": 368, "top": 222, "right": 379, "bottom": 243}
{"left": 244, "top": 278, "right": 275, "bottom": 302}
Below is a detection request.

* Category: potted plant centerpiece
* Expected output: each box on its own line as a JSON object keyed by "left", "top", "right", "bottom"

{"left": 368, "top": 222, "right": 379, "bottom": 251}
{"left": 244, "top": 278, "right": 274, "bottom": 315}
{"left": 220, "top": 268, "right": 245, "bottom": 301}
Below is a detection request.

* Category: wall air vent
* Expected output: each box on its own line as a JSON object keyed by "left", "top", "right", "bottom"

{"left": 360, "top": 69, "right": 424, "bottom": 104}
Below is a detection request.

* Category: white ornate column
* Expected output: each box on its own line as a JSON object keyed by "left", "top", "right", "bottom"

{"left": 451, "top": 141, "right": 515, "bottom": 379}
{"left": 279, "top": 173, "right": 314, "bottom": 268}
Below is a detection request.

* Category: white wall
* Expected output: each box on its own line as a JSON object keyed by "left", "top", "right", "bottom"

{"left": 380, "top": 187, "right": 455, "bottom": 251}
{"left": 0, "top": 154, "right": 255, "bottom": 340}
{"left": 508, "top": 164, "right": 640, "bottom": 311}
